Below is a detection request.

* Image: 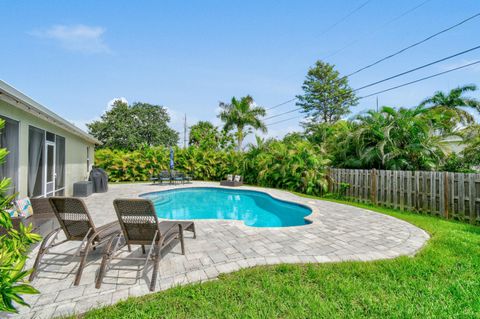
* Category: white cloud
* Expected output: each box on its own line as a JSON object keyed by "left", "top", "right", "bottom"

{"left": 70, "top": 97, "right": 128, "bottom": 133}
{"left": 30, "top": 24, "right": 111, "bottom": 54}
{"left": 107, "top": 97, "right": 128, "bottom": 110}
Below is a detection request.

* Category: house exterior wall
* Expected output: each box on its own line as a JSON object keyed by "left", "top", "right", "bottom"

{"left": 0, "top": 101, "right": 95, "bottom": 197}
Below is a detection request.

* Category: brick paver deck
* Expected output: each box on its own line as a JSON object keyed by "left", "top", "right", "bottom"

{"left": 7, "top": 182, "right": 429, "bottom": 318}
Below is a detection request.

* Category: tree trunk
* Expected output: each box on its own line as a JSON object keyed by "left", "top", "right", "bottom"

{"left": 237, "top": 128, "right": 243, "bottom": 151}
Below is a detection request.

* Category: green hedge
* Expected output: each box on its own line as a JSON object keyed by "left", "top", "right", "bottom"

{"left": 95, "top": 140, "right": 329, "bottom": 195}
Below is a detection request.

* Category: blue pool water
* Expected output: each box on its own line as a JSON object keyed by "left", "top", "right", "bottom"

{"left": 140, "top": 187, "right": 312, "bottom": 227}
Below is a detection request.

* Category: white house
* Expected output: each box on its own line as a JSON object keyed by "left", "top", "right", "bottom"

{"left": 0, "top": 80, "right": 100, "bottom": 198}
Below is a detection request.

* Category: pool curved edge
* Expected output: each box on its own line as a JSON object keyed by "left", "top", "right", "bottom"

{"left": 139, "top": 185, "right": 318, "bottom": 229}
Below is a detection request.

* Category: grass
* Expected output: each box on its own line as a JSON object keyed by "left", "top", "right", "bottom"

{"left": 70, "top": 197, "right": 480, "bottom": 319}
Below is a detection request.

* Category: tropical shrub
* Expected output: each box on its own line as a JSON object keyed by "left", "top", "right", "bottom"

{"left": 243, "top": 138, "right": 329, "bottom": 195}
{"left": 95, "top": 146, "right": 241, "bottom": 182}
{"left": 350, "top": 105, "right": 448, "bottom": 170}
{"left": 440, "top": 153, "right": 476, "bottom": 173}
{"left": 95, "top": 139, "right": 330, "bottom": 195}
{"left": 461, "top": 124, "right": 480, "bottom": 168}
{"left": 0, "top": 120, "right": 41, "bottom": 313}
{"left": 306, "top": 105, "right": 453, "bottom": 171}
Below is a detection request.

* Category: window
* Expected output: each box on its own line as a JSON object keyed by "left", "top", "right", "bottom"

{"left": 46, "top": 131, "right": 55, "bottom": 142}
{"left": 0, "top": 116, "right": 19, "bottom": 196}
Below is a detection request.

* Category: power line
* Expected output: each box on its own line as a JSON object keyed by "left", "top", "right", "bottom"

{"left": 266, "top": 98, "right": 297, "bottom": 111}
{"left": 266, "top": 116, "right": 304, "bottom": 127}
{"left": 264, "top": 107, "right": 303, "bottom": 120}
{"left": 324, "top": 0, "right": 433, "bottom": 60}
{"left": 316, "top": 0, "right": 372, "bottom": 38}
{"left": 266, "top": 46, "right": 480, "bottom": 120}
{"left": 264, "top": 11, "right": 480, "bottom": 112}
{"left": 359, "top": 60, "right": 480, "bottom": 99}
{"left": 265, "top": 60, "right": 480, "bottom": 126}
{"left": 354, "top": 44, "right": 480, "bottom": 91}
{"left": 346, "top": 12, "right": 480, "bottom": 77}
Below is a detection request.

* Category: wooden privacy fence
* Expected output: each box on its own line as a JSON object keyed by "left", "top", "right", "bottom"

{"left": 328, "top": 168, "right": 480, "bottom": 224}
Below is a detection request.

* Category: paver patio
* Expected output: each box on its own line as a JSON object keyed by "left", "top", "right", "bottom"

{"left": 7, "top": 182, "right": 429, "bottom": 319}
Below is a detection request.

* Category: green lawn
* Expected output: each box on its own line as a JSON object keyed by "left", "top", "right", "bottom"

{"left": 70, "top": 198, "right": 480, "bottom": 319}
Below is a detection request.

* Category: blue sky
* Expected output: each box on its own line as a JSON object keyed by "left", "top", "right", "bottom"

{"left": 1, "top": 0, "right": 479, "bottom": 143}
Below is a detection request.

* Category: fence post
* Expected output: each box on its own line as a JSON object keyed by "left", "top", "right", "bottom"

{"left": 327, "top": 168, "right": 332, "bottom": 194}
{"left": 469, "top": 174, "right": 476, "bottom": 224}
{"left": 371, "top": 169, "right": 377, "bottom": 204}
{"left": 443, "top": 171, "right": 449, "bottom": 219}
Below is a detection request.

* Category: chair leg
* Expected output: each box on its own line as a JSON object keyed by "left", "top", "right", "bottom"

{"left": 96, "top": 234, "right": 120, "bottom": 289}
{"left": 142, "top": 245, "right": 146, "bottom": 254}
{"left": 74, "top": 235, "right": 97, "bottom": 286}
{"left": 150, "top": 245, "right": 161, "bottom": 291}
{"left": 191, "top": 223, "right": 197, "bottom": 239}
{"left": 29, "top": 228, "right": 61, "bottom": 281}
{"left": 179, "top": 225, "right": 185, "bottom": 255}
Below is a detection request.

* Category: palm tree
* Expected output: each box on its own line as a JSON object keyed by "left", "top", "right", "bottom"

{"left": 353, "top": 105, "right": 448, "bottom": 170}
{"left": 218, "top": 95, "right": 267, "bottom": 150}
{"left": 420, "top": 84, "right": 480, "bottom": 127}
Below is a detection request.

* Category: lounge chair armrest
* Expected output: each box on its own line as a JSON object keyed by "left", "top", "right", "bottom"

{"left": 160, "top": 222, "right": 184, "bottom": 239}
{"left": 95, "top": 222, "right": 121, "bottom": 239}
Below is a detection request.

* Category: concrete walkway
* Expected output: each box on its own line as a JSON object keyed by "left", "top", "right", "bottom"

{"left": 9, "top": 182, "right": 429, "bottom": 319}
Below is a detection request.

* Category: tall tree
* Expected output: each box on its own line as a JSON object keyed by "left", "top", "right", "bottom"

{"left": 419, "top": 84, "right": 480, "bottom": 128}
{"left": 297, "top": 60, "right": 357, "bottom": 127}
{"left": 218, "top": 95, "right": 267, "bottom": 150}
{"left": 188, "top": 121, "right": 234, "bottom": 150}
{"left": 87, "top": 100, "right": 179, "bottom": 150}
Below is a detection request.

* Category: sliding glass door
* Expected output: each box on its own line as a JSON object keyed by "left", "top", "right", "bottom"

{"left": 28, "top": 126, "right": 65, "bottom": 197}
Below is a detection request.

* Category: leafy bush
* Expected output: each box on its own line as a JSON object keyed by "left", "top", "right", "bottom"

{"left": 440, "top": 153, "right": 477, "bottom": 173}
{"left": 95, "top": 139, "right": 329, "bottom": 195}
{"left": 243, "top": 139, "right": 329, "bottom": 195}
{"left": 0, "top": 120, "right": 41, "bottom": 313}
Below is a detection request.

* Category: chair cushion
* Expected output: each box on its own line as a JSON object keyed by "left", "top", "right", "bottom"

{"left": 227, "top": 174, "right": 233, "bottom": 181}
{"left": 15, "top": 198, "right": 34, "bottom": 218}
{"left": 234, "top": 175, "right": 241, "bottom": 182}
{"left": 7, "top": 208, "right": 19, "bottom": 218}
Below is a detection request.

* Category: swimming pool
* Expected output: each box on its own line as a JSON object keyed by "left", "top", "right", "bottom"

{"left": 140, "top": 187, "right": 312, "bottom": 227}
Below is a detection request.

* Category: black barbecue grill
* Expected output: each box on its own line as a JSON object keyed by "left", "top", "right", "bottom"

{"left": 89, "top": 166, "right": 109, "bottom": 193}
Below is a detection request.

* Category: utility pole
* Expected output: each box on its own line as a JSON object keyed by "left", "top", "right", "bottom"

{"left": 376, "top": 96, "right": 379, "bottom": 112}
{"left": 183, "top": 113, "right": 187, "bottom": 149}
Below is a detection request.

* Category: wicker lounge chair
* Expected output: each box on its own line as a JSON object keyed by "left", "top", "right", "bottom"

{"left": 220, "top": 175, "right": 243, "bottom": 187}
{"left": 95, "top": 198, "right": 196, "bottom": 291}
{"left": 183, "top": 173, "right": 193, "bottom": 183}
{"left": 171, "top": 170, "right": 185, "bottom": 184}
{"left": 29, "top": 197, "right": 121, "bottom": 286}
{"left": 149, "top": 175, "right": 159, "bottom": 184}
{"left": 158, "top": 170, "right": 171, "bottom": 184}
